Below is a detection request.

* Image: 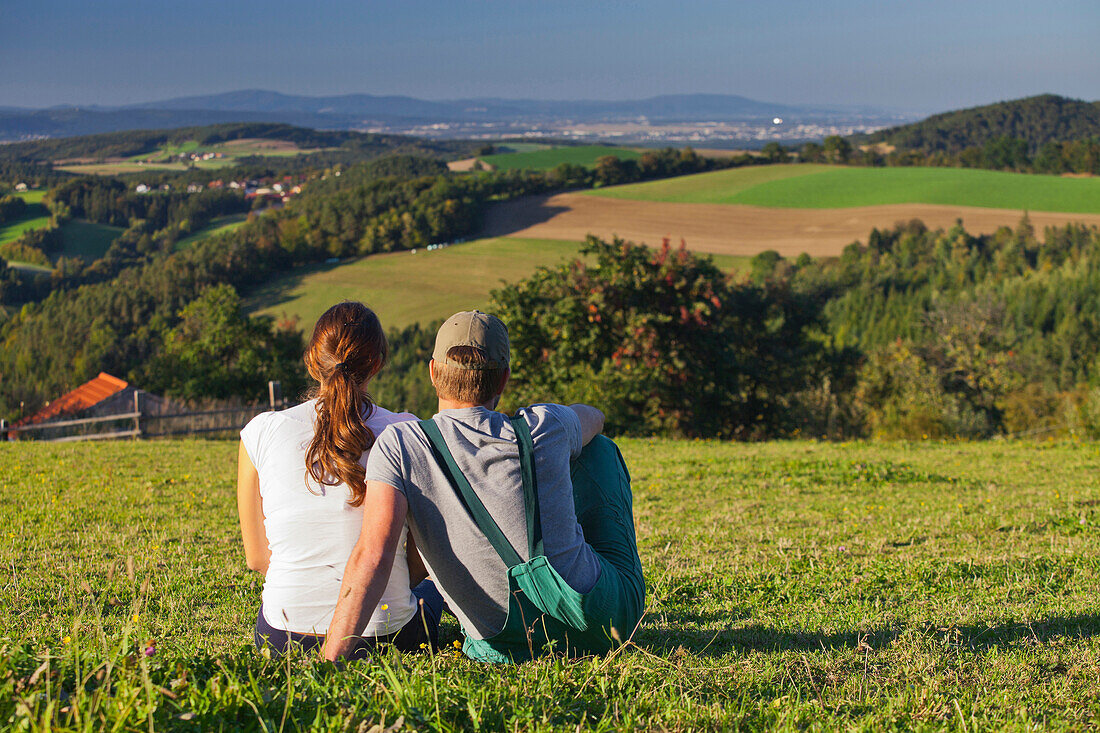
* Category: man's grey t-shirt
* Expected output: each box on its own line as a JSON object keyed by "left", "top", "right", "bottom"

{"left": 365, "top": 404, "right": 603, "bottom": 639}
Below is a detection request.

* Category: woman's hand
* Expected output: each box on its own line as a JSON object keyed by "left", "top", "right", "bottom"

{"left": 237, "top": 441, "right": 271, "bottom": 576}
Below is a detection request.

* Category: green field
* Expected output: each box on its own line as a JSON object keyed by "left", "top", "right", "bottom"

{"left": 174, "top": 213, "right": 249, "bottom": 250}
{"left": 11, "top": 188, "right": 48, "bottom": 204}
{"left": 482, "top": 145, "right": 642, "bottom": 171}
{"left": 248, "top": 236, "right": 747, "bottom": 331}
{"left": 3, "top": 437, "right": 1100, "bottom": 729}
{"left": 591, "top": 164, "right": 1100, "bottom": 213}
{"left": 0, "top": 212, "right": 50, "bottom": 246}
{"left": 1, "top": 209, "right": 121, "bottom": 264}
{"left": 58, "top": 219, "right": 124, "bottom": 261}
{"left": 57, "top": 139, "right": 329, "bottom": 175}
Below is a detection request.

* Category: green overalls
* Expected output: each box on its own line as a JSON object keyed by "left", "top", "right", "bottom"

{"left": 418, "top": 417, "right": 645, "bottom": 663}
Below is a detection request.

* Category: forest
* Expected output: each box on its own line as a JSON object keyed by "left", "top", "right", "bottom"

{"left": 3, "top": 112, "right": 1100, "bottom": 439}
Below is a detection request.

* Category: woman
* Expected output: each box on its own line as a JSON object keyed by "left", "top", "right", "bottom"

{"left": 237, "top": 301, "right": 441, "bottom": 658}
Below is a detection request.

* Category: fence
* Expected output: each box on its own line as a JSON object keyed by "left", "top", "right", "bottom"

{"left": 1, "top": 382, "right": 287, "bottom": 443}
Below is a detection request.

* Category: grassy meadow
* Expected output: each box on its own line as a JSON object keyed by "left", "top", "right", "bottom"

{"left": 3, "top": 437, "right": 1100, "bottom": 729}
{"left": 482, "top": 145, "right": 642, "bottom": 171}
{"left": 56, "top": 138, "right": 329, "bottom": 175}
{"left": 174, "top": 213, "right": 249, "bottom": 251}
{"left": 591, "top": 164, "right": 1100, "bottom": 213}
{"left": 247, "top": 236, "right": 748, "bottom": 332}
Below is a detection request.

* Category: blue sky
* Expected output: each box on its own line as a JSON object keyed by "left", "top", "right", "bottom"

{"left": 1, "top": 0, "right": 1097, "bottom": 113}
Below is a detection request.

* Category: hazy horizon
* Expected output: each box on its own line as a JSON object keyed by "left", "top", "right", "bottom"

{"left": 2, "top": 0, "right": 1097, "bottom": 113}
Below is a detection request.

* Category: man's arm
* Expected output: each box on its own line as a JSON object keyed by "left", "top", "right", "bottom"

{"left": 568, "top": 404, "right": 605, "bottom": 446}
{"left": 236, "top": 441, "right": 270, "bottom": 575}
{"left": 323, "top": 480, "right": 408, "bottom": 661}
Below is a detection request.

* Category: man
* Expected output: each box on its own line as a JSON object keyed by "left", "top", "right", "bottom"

{"left": 324, "top": 310, "right": 644, "bottom": 662}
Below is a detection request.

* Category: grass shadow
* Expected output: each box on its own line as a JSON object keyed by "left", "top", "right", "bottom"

{"left": 478, "top": 195, "right": 570, "bottom": 238}
{"left": 636, "top": 613, "right": 1100, "bottom": 658}
{"left": 242, "top": 259, "right": 346, "bottom": 317}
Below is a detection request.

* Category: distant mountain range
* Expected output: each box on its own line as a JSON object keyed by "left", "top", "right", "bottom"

{"left": 0, "top": 90, "right": 911, "bottom": 142}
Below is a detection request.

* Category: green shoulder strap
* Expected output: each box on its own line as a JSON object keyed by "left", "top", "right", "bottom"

{"left": 509, "top": 414, "right": 544, "bottom": 558}
{"left": 418, "top": 419, "right": 523, "bottom": 568}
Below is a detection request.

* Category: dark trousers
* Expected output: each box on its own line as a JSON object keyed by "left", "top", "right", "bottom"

{"left": 255, "top": 579, "right": 444, "bottom": 659}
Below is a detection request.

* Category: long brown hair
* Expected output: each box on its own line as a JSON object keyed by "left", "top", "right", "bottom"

{"left": 304, "top": 302, "right": 388, "bottom": 506}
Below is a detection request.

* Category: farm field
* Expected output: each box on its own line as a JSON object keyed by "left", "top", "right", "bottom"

{"left": 248, "top": 236, "right": 748, "bottom": 331}
{"left": 3, "top": 438, "right": 1099, "bottom": 729}
{"left": 56, "top": 138, "right": 329, "bottom": 175}
{"left": 591, "top": 164, "right": 1100, "bottom": 213}
{"left": 481, "top": 145, "right": 642, "bottom": 171}
{"left": 174, "top": 213, "right": 249, "bottom": 250}
{"left": 484, "top": 164, "right": 1100, "bottom": 257}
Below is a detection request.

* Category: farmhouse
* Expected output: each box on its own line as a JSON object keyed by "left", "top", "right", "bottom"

{"left": 6, "top": 372, "right": 174, "bottom": 441}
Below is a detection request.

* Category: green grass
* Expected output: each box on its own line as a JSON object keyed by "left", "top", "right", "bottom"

{"left": 248, "top": 237, "right": 582, "bottom": 330}
{"left": 174, "top": 213, "right": 249, "bottom": 251}
{"left": 592, "top": 164, "right": 1100, "bottom": 213}
{"left": 58, "top": 219, "right": 124, "bottom": 261}
{"left": 1, "top": 211, "right": 121, "bottom": 263}
{"left": 248, "top": 237, "right": 748, "bottom": 332}
{"left": 3, "top": 437, "right": 1100, "bottom": 729}
{"left": 0, "top": 213, "right": 50, "bottom": 246}
{"left": 11, "top": 188, "right": 48, "bottom": 204}
{"left": 483, "top": 145, "right": 642, "bottom": 171}
{"left": 587, "top": 163, "right": 828, "bottom": 203}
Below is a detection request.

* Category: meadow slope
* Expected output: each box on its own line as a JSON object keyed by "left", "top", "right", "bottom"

{"left": 3, "top": 438, "right": 1100, "bottom": 729}
{"left": 247, "top": 236, "right": 748, "bottom": 331}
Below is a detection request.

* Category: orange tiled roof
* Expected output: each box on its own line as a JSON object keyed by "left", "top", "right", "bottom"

{"left": 14, "top": 372, "right": 128, "bottom": 428}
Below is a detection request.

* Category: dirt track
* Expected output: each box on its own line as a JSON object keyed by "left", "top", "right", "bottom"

{"left": 481, "top": 193, "right": 1100, "bottom": 257}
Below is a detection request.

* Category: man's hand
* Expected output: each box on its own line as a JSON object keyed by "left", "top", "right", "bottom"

{"left": 323, "top": 481, "right": 408, "bottom": 661}
{"left": 569, "top": 404, "right": 605, "bottom": 446}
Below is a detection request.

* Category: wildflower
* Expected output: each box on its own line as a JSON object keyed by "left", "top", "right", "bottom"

{"left": 132, "top": 613, "right": 140, "bottom": 623}
{"left": 144, "top": 641, "right": 156, "bottom": 657}
{"left": 62, "top": 635, "right": 71, "bottom": 644}
{"left": 419, "top": 643, "right": 428, "bottom": 650}
{"left": 453, "top": 640, "right": 462, "bottom": 649}
{"left": 380, "top": 604, "right": 388, "bottom": 611}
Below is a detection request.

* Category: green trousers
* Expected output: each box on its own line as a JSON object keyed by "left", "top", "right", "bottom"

{"left": 462, "top": 435, "right": 646, "bottom": 663}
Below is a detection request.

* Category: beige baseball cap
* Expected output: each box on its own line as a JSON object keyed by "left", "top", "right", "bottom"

{"left": 433, "top": 310, "right": 510, "bottom": 370}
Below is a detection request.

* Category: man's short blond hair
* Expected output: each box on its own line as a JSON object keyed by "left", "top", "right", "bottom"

{"left": 433, "top": 346, "right": 508, "bottom": 404}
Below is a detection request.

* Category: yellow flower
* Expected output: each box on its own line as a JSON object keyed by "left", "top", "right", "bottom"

{"left": 453, "top": 640, "right": 462, "bottom": 649}
{"left": 419, "top": 643, "right": 428, "bottom": 649}
{"left": 132, "top": 614, "right": 139, "bottom": 623}
{"left": 62, "top": 635, "right": 71, "bottom": 644}
{"left": 380, "top": 604, "right": 388, "bottom": 611}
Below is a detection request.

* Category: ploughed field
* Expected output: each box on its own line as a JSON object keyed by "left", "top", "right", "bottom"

{"left": 4, "top": 438, "right": 1100, "bottom": 729}
{"left": 483, "top": 165, "right": 1100, "bottom": 258}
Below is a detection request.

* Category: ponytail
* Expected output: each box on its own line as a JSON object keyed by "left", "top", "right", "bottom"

{"left": 303, "top": 303, "right": 388, "bottom": 506}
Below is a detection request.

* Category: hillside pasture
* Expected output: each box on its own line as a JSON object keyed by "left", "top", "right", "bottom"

{"left": 55, "top": 137, "right": 330, "bottom": 175}
{"left": 247, "top": 236, "right": 747, "bottom": 331}
{"left": 173, "top": 213, "right": 249, "bottom": 250}
{"left": 482, "top": 164, "right": 1100, "bottom": 257}
{"left": 481, "top": 145, "right": 642, "bottom": 171}
{"left": 58, "top": 219, "right": 124, "bottom": 261}
{"left": 592, "top": 164, "right": 1100, "bottom": 213}
{"left": 2, "top": 438, "right": 1099, "bottom": 729}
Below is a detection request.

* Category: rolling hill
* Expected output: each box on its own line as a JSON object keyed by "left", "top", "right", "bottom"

{"left": 857, "top": 94, "right": 1100, "bottom": 153}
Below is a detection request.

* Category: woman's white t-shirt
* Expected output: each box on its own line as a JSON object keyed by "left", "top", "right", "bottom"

{"left": 240, "top": 399, "right": 418, "bottom": 636}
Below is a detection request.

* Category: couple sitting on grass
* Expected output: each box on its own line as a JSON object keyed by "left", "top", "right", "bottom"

{"left": 237, "top": 302, "right": 645, "bottom": 663}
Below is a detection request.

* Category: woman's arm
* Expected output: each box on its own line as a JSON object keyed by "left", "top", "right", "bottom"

{"left": 405, "top": 531, "right": 429, "bottom": 588}
{"left": 236, "top": 441, "right": 271, "bottom": 575}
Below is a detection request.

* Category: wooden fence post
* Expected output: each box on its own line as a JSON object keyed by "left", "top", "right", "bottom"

{"left": 269, "top": 381, "right": 282, "bottom": 409}
{"left": 133, "top": 390, "right": 144, "bottom": 439}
